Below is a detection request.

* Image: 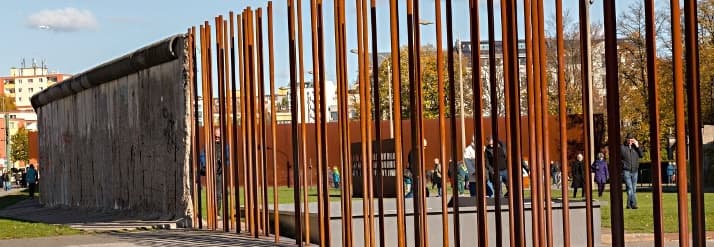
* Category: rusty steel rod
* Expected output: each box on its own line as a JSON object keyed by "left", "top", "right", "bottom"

{"left": 356, "top": 0, "right": 374, "bottom": 245}
{"left": 444, "top": 0, "right": 464, "bottom": 245}
{"left": 309, "top": 0, "right": 326, "bottom": 243}
{"left": 535, "top": 0, "right": 554, "bottom": 244}
{"left": 555, "top": 0, "right": 571, "bottom": 245}
{"left": 255, "top": 8, "right": 271, "bottom": 236}
{"left": 684, "top": 0, "right": 706, "bottom": 245}
{"left": 504, "top": 0, "right": 526, "bottom": 245}
{"left": 267, "top": 1, "right": 280, "bottom": 242}
{"left": 224, "top": 17, "right": 236, "bottom": 232}
{"left": 246, "top": 10, "right": 261, "bottom": 237}
{"left": 577, "top": 1, "right": 595, "bottom": 245}
{"left": 433, "top": 0, "right": 449, "bottom": 244}
{"left": 294, "top": 0, "right": 311, "bottom": 242}
{"left": 482, "top": 0, "right": 496, "bottom": 246}
{"left": 669, "top": 0, "right": 690, "bottom": 245}
{"left": 367, "top": 0, "right": 386, "bottom": 245}
{"left": 360, "top": 0, "right": 376, "bottom": 244}
{"left": 406, "top": 0, "right": 425, "bottom": 246}
{"left": 229, "top": 12, "right": 242, "bottom": 233}
{"left": 413, "top": 0, "right": 428, "bottom": 243}
{"left": 316, "top": 1, "right": 331, "bottom": 244}
{"left": 286, "top": 0, "right": 303, "bottom": 244}
{"left": 525, "top": 0, "right": 540, "bottom": 245}
{"left": 237, "top": 14, "right": 250, "bottom": 234}
{"left": 255, "top": 9, "right": 266, "bottom": 237}
{"left": 203, "top": 22, "right": 218, "bottom": 230}
{"left": 499, "top": 0, "right": 516, "bottom": 245}
{"left": 217, "top": 16, "right": 230, "bottom": 232}
{"left": 603, "top": 0, "right": 625, "bottom": 245}
{"left": 334, "top": 0, "right": 354, "bottom": 245}
{"left": 189, "top": 27, "right": 202, "bottom": 230}
{"left": 643, "top": 0, "right": 664, "bottom": 245}
{"left": 387, "top": 0, "right": 406, "bottom": 245}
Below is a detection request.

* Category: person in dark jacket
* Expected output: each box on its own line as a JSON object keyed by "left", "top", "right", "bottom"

{"left": 621, "top": 133, "right": 643, "bottom": 209}
{"left": 591, "top": 153, "right": 609, "bottom": 197}
{"left": 570, "top": 154, "right": 585, "bottom": 198}
{"left": 485, "top": 137, "right": 508, "bottom": 197}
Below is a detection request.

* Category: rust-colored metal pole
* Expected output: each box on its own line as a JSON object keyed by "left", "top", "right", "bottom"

{"left": 504, "top": 0, "right": 526, "bottom": 245}
{"left": 445, "top": 1, "right": 465, "bottom": 245}
{"left": 316, "top": 1, "right": 331, "bottom": 244}
{"left": 217, "top": 16, "right": 230, "bottom": 232}
{"left": 255, "top": 8, "right": 271, "bottom": 236}
{"left": 669, "top": 0, "right": 690, "bottom": 245}
{"left": 499, "top": 0, "right": 516, "bottom": 245}
{"left": 202, "top": 22, "right": 218, "bottom": 230}
{"left": 361, "top": 0, "right": 376, "bottom": 244}
{"left": 286, "top": 0, "right": 303, "bottom": 244}
{"left": 294, "top": 0, "right": 311, "bottom": 242}
{"left": 334, "top": 0, "right": 354, "bottom": 245}
{"left": 356, "top": 0, "right": 374, "bottom": 245}
{"left": 368, "top": 0, "right": 386, "bottom": 245}
{"left": 555, "top": 0, "right": 571, "bottom": 245}
{"left": 603, "top": 0, "right": 625, "bottom": 245}
{"left": 224, "top": 17, "right": 236, "bottom": 231}
{"left": 684, "top": 0, "right": 706, "bottom": 245}
{"left": 535, "top": 0, "right": 553, "bottom": 244}
{"left": 237, "top": 14, "right": 250, "bottom": 234}
{"left": 245, "top": 10, "right": 261, "bottom": 237}
{"left": 267, "top": 1, "right": 280, "bottom": 242}
{"left": 433, "top": 0, "right": 449, "bottom": 245}
{"left": 253, "top": 11, "right": 266, "bottom": 237}
{"left": 189, "top": 26, "right": 202, "bottom": 230}
{"left": 406, "top": 0, "right": 426, "bottom": 246}
{"left": 309, "top": 0, "right": 326, "bottom": 243}
{"left": 388, "top": 0, "right": 406, "bottom": 245}
{"left": 413, "top": 1, "right": 428, "bottom": 243}
{"left": 229, "top": 12, "right": 242, "bottom": 233}
{"left": 643, "top": 0, "right": 664, "bottom": 245}
{"left": 525, "top": 0, "right": 541, "bottom": 245}
{"left": 577, "top": 1, "right": 595, "bottom": 245}
{"left": 480, "top": 0, "right": 494, "bottom": 246}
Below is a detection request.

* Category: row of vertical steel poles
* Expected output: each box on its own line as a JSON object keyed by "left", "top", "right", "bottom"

{"left": 185, "top": 0, "right": 707, "bottom": 246}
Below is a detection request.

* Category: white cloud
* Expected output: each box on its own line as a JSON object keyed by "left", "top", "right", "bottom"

{"left": 26, "top": 8, "right": 99, "bottom": 32}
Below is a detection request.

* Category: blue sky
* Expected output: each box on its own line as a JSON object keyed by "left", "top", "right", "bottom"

{"left": 1, "top": 0, "right": 639, "bottom": 88}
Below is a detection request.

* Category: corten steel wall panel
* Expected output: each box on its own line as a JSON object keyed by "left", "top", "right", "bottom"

{"left": 264, "top": 116, "right": 590, "bottom": 186}
{"left": 35, "top": 35, "right": 193, "bottom": 222}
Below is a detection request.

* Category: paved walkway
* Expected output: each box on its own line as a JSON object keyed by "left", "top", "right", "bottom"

{"left": 0, "top": 230, "right": 294, "bottom": 247}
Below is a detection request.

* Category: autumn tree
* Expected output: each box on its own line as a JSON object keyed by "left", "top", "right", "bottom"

{"left": 10, "top": 127, "right": 29, "bottom": 165}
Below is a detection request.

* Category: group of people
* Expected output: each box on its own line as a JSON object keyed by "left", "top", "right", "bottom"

{"left": 0, "top": 164, "right": 39, "bottom": 197}
{"left": 404, "top": 133, "right": 644, "bottom": 210}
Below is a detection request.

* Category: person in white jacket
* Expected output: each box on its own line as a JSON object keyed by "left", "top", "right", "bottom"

{"left": 464, "top": 136, "right": 494, "bottom": 197}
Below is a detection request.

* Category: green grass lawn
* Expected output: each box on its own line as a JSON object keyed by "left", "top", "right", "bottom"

{"left": 0, "top": 189, "right": 82, "bottom": 239}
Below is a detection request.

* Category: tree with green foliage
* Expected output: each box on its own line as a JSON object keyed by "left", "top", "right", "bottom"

{"left": 10, "top": 127, "right": 29, "bottom": 165}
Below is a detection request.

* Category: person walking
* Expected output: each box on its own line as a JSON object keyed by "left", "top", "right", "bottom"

{"left": 331, "top": 166, "right": 340, "bottom": 189}
{"left": 432, "top": 159, "right": 443, "bottom": 197}
{"left": 26, "top": 164, "right": 39, "bottom": 198}
{"left": 591, "top": 153, "right": 609, "bottom": 197}
{"left": 485, "top": 137, "right": 507, "bottom": 197}
{"left": 2, "top": 172, "right": 10, "bottom": 191}
{"left": 621, "top": 133, "right": 643, "bottom": 209}
{"left": 570, "top": 154, "right": 585, "bottom": 198}
{"left": 551, "top": 161, "right": 562, "bottom": 188}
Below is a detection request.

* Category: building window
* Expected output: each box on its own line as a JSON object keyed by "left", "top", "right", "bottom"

{"left": 39, "top": 87, "right": 43, "bottom": 90}
{"left": 28, "top": 79, "right": 33, "bottom": 83}
{"left": 17, "top": 79, "right": 21, "bottom": 83}
{"left": 29, "top": 88, "right": 33, "bottom": 93}
{"left": 18, "top": 97, "right": 22, "bottom": 102}
{"left": 18, "top": 88, "right": 22, "bottom": 93}
{"left": 8, "top": 89, "right": 14, "bottom": 94}
{"left": 39, "top": 78, "right": 44, "bottom": 82}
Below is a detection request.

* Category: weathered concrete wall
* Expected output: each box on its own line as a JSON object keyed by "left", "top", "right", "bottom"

{"left": 33, "top": 35, "right": 193, "bottom": 223}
